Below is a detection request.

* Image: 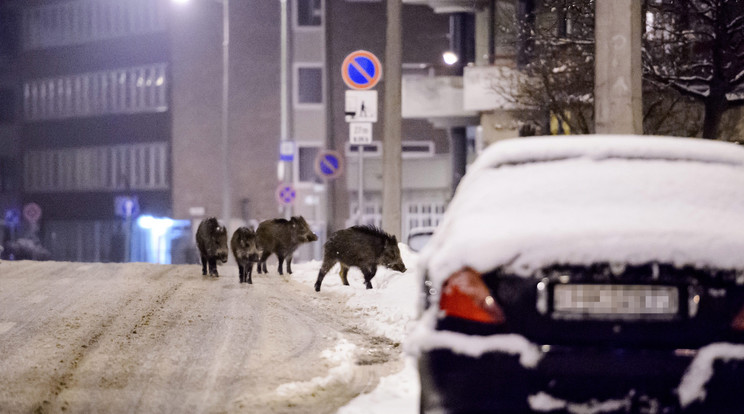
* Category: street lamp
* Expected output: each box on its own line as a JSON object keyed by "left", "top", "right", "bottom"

{"left": 173, "top": 0, "right": 231, "bottom": 227}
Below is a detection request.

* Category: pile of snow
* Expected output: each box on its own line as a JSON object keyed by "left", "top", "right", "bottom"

{"left": 288, "top": 244, "right": 422, "bottom": 413}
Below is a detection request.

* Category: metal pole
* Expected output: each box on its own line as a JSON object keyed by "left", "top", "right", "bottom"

{"left": 382, "top": 0, "right": 402, "bottom": 238}
{"left": 279, "top": 0, "right": 292, "bottom": 219}
{"left": 221, "top": 0, "right": 231, "bottom": 226}
{"left": 357, "top": 145, "right": 364, "bottom": 224}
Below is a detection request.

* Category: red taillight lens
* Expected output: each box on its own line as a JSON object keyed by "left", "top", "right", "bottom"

{"left": 731, "top": 306, "right": 744, "bottom": 330}
{"left": 439, "top": 268, "right": 506, "bottom": 324}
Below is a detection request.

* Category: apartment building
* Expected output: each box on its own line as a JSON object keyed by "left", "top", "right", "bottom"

{"left": 0, "top": 0, "right": 453, "bottom": 263}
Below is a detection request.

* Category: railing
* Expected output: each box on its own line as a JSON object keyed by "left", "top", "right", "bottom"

{"left": 24, "top": 142, "right": 169, "bottom": 193}
{"left": 22, "top": 0, "right": 166, "bottom": 50}
{"left": 24, "top": 63, "right": 168, "bottom": 121}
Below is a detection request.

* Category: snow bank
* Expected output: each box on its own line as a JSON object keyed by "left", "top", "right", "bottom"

{"left": 287, "top": 245, "right": 421, "bottom": 413}
{"left": 336, "top": 357, "right": 420, "bottom": 414}
{"left": 275, "top": 339, "right": 358, "bottom": 398}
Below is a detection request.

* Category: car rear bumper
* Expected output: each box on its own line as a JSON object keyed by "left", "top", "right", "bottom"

{"left": 419, "top": 340, "right": 744, "bottom": 414}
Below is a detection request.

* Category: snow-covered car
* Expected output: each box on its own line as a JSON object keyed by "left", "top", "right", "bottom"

{"left": 409, "top": 135, "right": 744, "bottom": 413}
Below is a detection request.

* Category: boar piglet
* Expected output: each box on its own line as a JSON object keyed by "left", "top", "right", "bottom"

{"left": 231, "top": 226, "right": 262, "bottom": 284}
{"left": 314, "top": 225, "right": 407, "bottom": 292}
{"left": 256, "top": 216, "right": 318, "bottom": 275}
{"left": 196, "top": 217, "right": 229, "bottom": 277}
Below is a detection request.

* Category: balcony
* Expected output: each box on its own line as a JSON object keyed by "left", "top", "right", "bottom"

{"left": 403, "top": 0, "right": 490, "bottom": 13}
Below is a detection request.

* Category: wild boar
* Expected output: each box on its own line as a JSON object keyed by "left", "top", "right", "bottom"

{"left": 314, "top": 225, "right": 406, "bottom": 292}
{"left": 256, "top": 216, "right": 318, "bottom": 275}
{"left": 196, "top": 217, "right": 228, "bottom": 277}
{"left": 230, "top": 226, "right": 262, "bottom": 284}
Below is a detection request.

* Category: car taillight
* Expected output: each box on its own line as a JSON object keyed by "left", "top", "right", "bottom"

{"left": 731, "top": 306, "right": 744, "bottom": 330}
{"left": 439, "top": 268, "right": 505, "bottom": 324}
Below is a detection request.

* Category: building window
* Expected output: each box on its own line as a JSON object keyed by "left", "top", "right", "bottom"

{"left": 24, "top": 142, "right": 169, "bottom": 193}
{"left": 345, "top": 141, "right": 381, "bottom": 156}
{"left": 0, "top": 157, "right": 19, "bottom": 193}
{"left": 24, "top": 63, "right": 167, "bottom": 121}
{"left": 297, "top": 0, "right": 321, "bottom": 27}
{"left": 344, "top": 141, "right": 433, "bottom": 158}
{"left": 0, "top": 89, "right": 15, "bottom": 123}
{"left": 296, "top": 66, "right": 322, "bottom": 105}
{"left": 403, "top": 200, "right": 446, "bottom": 240}
{"left": 402, "top": 141, "right": 434, "bottom": 158}
{"left": 296, "top": 144, "right": 322, "bottom": 184}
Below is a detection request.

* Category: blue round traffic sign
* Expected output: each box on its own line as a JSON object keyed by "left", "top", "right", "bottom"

{"left": 314, "top": 150, "right": 344, "bottom": 180}
{"left": 275, "top": 184, "right": 296, "bottom": 206}
{"left": 4, "top": 208, "right": 20, "bottom": 228}
{"left": 341, "top": 50, "right": 382, "bottom": 90}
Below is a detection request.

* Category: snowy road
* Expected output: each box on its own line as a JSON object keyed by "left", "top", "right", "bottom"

{"left": 0, "top": 260, "right": 405, "bottom": 413}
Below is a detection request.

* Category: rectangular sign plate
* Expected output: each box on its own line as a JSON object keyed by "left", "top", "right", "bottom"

{"left": 552, "top": 284, "right": 679, "bottom": 320}
{"left": 349, "top": 122, "right": 372, "bottom": 144}
{"left": 345, "top": 90, "right": 377, "bottom": 123}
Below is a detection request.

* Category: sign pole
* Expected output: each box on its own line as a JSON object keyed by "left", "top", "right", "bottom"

{"left": 357, "top": 145, "right": 364, "bottom": 225}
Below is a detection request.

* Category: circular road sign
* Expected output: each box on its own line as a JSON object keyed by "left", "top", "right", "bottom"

{"left": 341, "top": 50, "right": 382, "bottom": 90}
{"left": 23, "top": 202, "right": 42, "bottom": 224}
{"left": 275, "top": 184, "right": 296, "bottom": 206}
{"left": 314, "top": 150, "right": 344, "bottom": 180}
{"left": 4, "top": 208, "right": 20, "bottom": 228}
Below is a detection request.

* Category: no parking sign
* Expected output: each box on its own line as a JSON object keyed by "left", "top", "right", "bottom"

{"left": 314, "top": 150, "right": 344, "bottom": 180}
{"left": 341, "top": 50, "right": 382, "bottom": 90}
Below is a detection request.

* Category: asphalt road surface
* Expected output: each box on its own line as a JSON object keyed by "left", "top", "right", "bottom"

{"left": 0, "top": 260, "right": 402, "bottom": 413}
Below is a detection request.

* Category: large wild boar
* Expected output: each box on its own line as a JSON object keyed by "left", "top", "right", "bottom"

{"left": 256, "top": 216, "right": 318, "bottom": 275}
{"left": 314, "top": 225, "right": 407, "bottom": 292}
{"left": 196, "top": 217, "right": 228, "bottom": 277}
{"left": 230, "top": 226, "right": 261, "bottom": 284}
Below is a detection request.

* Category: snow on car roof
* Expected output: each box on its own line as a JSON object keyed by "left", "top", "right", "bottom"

{"left": 420, "top": 135, "right": 744, "bottom": 286}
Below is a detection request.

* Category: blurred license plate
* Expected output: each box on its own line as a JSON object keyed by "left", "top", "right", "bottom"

{"left": 553, "top": 284, "right": 679, "bottom": 320}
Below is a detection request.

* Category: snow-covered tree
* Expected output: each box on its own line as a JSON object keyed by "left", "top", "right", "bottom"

{"left": 645, "top": 0, "right": 744, "bottom": 139}
{"left": 501, "top": 0, "right": 744, "bottom": 139}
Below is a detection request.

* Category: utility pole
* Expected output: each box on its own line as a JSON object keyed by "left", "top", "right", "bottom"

{"left": 382, "top": 0, "right": 402, "bottom": 238}
{"left": 594, "top": 0, "right": 642, "bottom": 134}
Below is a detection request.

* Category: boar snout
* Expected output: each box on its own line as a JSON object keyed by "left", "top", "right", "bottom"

{"left": 392, "top": 263, "right": 407, "bottom": 273}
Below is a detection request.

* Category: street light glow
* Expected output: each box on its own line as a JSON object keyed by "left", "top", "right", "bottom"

{"left": 442, "top": 51, "right": 459, "bottom": 65}
{"left": 172, "top": 0, "right": 190, "bottom": 4}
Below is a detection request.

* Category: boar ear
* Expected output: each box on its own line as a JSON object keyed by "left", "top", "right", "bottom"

{"left": 392, "top": 235, "right": 398, "bottom": 244}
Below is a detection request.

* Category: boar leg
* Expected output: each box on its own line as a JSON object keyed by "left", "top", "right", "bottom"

{"left": 286, "top": 256, "right": 293, "bottom": 274}
{"left": 211, "top": 257, "right": 220, "bottom": 277}
{"left": 276, "top": 254, "right": 285, "bottom": 275}
{"left": 258, "top": 251, "right": 271, "bottom": 274}
{"left": 314, "top": 259, "right": 337, "bottom": 292}
{"left": 246, "top": 263, "right": 253, "bottom": 284}
{"left": 201, "top": 256, "right": 208, "bottom": 276}
{"left": 362, "top": 265, "right": 377, "bottom": 289}
{"left": 339, "top": 264, "right": 350, "bottom": 286}
{"left": 238, "top": 265, "right": 245, "bottom": 283}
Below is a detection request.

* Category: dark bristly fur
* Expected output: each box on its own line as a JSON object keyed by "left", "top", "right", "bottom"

{"left": 256, "top": 216, "right": 318, "bottom": 275}
{"left": 196, "top": 217, "right": 229, "bottom": 277}
{"left": 314, "top": 225, "right": 407, "bottom": 292}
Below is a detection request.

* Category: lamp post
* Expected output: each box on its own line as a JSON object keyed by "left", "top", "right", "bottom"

{"left": 220, "top": 0, "right": 231, "bottom": 228}
{"left": 173, "top": 0, "right": 231, "bottom": 227}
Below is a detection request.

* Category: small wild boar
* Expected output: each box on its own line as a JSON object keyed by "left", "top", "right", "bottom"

{"left": 196, "top": 217, "right": 229, "bottom": 277}
{"left": 230, "top": 226, "right": 262, "bottom": 284}
{"left": 314, "top": 225, "right": 407, "bottom": 292}
{"left": 256, "top": 216, "right": 318, "bottom": 275}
